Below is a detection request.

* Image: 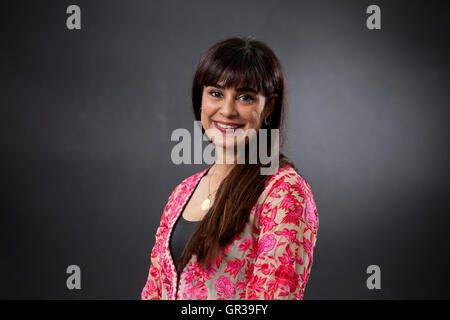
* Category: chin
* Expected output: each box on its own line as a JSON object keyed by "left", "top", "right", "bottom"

{"left": 212, "top": 139, "right": 235, "bottom": 148}
{"left": 215, "top": 137, "right": 249, "bottom": 149}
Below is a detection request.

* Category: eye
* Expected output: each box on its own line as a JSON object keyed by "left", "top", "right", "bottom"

{"left": 209, "top": 90, "right": 223, "bottom": 98}
{"left": 238, "top": 94, "right": 255, "bottom": 102}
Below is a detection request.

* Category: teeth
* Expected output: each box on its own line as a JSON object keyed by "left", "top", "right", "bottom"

{"left": 216, "top": 122, "right": 241, "bottom": 129}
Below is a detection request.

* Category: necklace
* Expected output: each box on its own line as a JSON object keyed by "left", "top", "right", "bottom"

{"left": 200, "top": 165, "right": 218, "bottom": 211}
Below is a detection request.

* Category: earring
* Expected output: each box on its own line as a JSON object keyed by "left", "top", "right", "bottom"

{"left": 264, "top": 114, "right": 272, "bottom": 125}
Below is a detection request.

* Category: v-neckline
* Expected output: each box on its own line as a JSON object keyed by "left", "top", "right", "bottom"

{"left": 179, "top": 165, "right": 213, "bottom": 223}
{"left": 167, "top": 165, "right": 213, "bottom": 279}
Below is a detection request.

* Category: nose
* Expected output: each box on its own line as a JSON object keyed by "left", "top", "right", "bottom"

{"left": 219, "top": 95, "right": 238, "bottom": 118}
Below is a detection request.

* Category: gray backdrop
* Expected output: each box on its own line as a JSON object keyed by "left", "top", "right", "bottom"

{"left": 1, "top": 0, "right": 449, "bottom": 299}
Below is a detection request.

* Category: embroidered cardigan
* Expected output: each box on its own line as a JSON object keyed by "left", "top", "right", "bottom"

{"left": 141, "top": 164, "right": 319, "bottom": 300}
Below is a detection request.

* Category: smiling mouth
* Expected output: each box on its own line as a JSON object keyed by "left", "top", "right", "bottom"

{"left": 213, "top": 121, "right": 245, "bottom": 132}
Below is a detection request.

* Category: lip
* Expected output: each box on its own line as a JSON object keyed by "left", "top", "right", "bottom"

{"left": 213, "top": 120, "right": 244, "bottom": 133}
{"left": 214, "top": 120, "right": 244, "bottom": 126}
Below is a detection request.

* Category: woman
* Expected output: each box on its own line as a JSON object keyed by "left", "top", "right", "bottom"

{"left": 141, "top": 36, "right": 319, "bottom": 300}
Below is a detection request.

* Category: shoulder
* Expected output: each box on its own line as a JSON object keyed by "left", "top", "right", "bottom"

{"left": 167, "top": 167, "right": 209, "bottom": 202}
{"left": 257, "top": 164, "right": 318, "bottom": 231}
{"left": 262, "top": 164, "right": 313, "bottom": 200}
{"left": 158, "top": 167, "right": 209, "bottom": 224}
{"left": 179, "top": 166, "right": 209, "bottom": 189}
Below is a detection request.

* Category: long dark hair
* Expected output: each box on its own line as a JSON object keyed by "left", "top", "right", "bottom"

{"left": 176, "top": 36, "right": 298, "bottom": 272}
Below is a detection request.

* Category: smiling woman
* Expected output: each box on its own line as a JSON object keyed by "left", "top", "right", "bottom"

{"left": 141, "top": 36, "right": 319, "bottom": 300}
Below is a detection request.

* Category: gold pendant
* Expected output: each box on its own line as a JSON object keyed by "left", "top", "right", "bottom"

{"left": 201, "top": 198, "right": 211, "bottom": 211}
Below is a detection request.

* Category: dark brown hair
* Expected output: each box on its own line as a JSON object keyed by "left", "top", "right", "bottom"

{"left": 176, "top": 36, "right": 298, "bottom": 272}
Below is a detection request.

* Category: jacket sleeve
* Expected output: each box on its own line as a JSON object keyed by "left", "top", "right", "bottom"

{"left": 244, "top": 177, "right": 319, "bottom": 300}
{"left": 141, "top": 226, "right": 163, "bottom": 300}
{"left": 141, "top": 184, "right": 180, "bottom": 300}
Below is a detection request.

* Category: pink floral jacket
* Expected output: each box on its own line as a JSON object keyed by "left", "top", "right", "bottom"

{"left": 141, "top": 164, "right": 319, "bottom": 300}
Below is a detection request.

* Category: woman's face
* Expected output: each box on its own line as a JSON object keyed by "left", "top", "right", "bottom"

{"left": 200, "top": 82, "right": 267, "bottom": 149}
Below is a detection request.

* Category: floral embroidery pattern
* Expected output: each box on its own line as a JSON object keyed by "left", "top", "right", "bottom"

{"left": 215, "top": 275, "right": 235, "bottom": 300}
{"left": 141, "top": 165, "right": 319, "bottom": 300}
{"left": 182, "top": 261, "right": 210, "bottom": 300}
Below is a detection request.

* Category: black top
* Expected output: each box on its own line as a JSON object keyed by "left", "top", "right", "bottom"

{"left": 170, "top": 215, "right": 200, "bottom": 274}
{"left": 170, "top": 165, "right": 211, "bottom": 275}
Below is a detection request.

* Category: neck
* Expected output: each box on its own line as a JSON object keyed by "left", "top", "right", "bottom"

{"left": 212, "top": 146, "right": 237, "bottom": 177}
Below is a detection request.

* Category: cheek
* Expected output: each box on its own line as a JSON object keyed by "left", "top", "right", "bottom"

{"left": 201, "top": 104, "right": 215, "bottom": 117}
{"left": 201, "top": 104, "right": 216, "bottom": 129}
{"left": 201, "top": 93, "right": 216, "bottom": 112}
{"left": 248, "top": 109, "right": 263, "bottom": 124}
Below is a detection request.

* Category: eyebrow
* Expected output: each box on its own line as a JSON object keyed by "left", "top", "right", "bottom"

{"left": 210, "top": 84, "right": 258, "bottom": 94}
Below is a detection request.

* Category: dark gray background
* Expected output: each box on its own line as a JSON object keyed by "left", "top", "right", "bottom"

{"left": 1, "top": 0, "right": 449, "bottom": 299}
